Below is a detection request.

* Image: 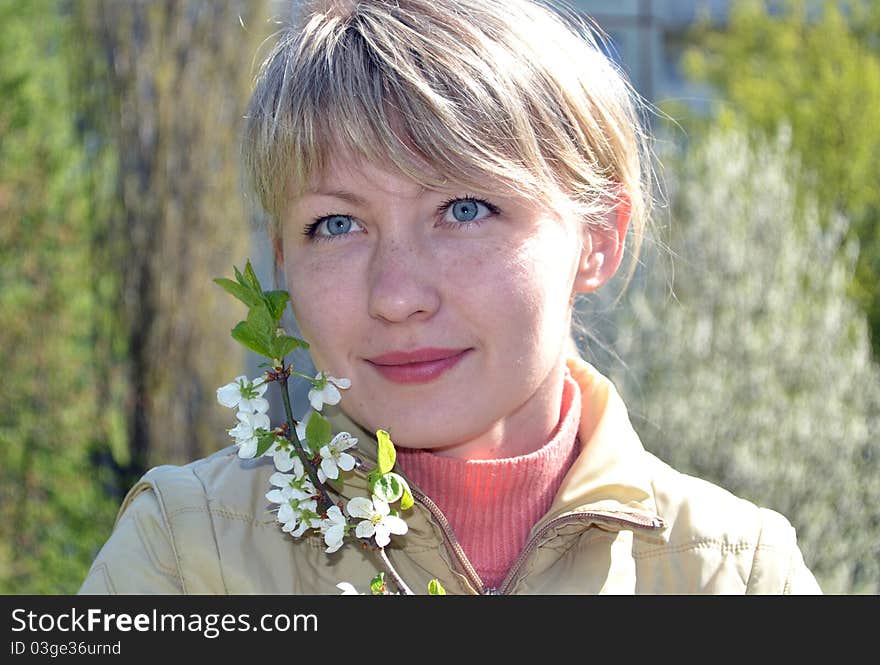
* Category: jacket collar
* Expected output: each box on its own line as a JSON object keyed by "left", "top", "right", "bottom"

{"left": 323, "top": 356, "right": 663, "bottom": 530}
{"left": 544, "top": 357, "right": 662, "bottom": 528}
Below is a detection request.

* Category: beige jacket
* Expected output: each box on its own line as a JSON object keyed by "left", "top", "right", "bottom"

{"left": 79, "top": 358, "right": 821, "bottom": 594}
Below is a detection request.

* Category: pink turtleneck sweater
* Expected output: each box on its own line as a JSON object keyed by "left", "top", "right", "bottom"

{"left": 395, "top": 371, "right": 582, "bottom": 589}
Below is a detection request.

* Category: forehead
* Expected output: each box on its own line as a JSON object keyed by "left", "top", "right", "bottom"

{"left": 304, "top": 146, "right": 433, "bottom": 201}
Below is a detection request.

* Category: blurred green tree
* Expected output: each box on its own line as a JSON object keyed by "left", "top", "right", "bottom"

{"left": 679, "top": 0, "right": 880, "bottom": 361}
{"left": 0, "top": 0, "right": 119, "bottom": 593}
{"left": 70, "top": 0, "right": 268, "bottom": 475}
{"left": 0, "top": 0, "right": 271, "bottom": 593}
{"left": 603, "top": 128, "right": 880, "bottom": 594}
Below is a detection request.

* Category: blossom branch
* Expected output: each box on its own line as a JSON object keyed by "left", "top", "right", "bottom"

{"left": 273, "top": 363, "right": 335, "bottom": 512}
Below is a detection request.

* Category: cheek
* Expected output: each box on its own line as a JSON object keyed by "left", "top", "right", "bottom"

{"left": 284, "top": 252, "right": 358, "bottom": 364}
{"left": 447, "top": 235, "right": 577, "bottom": 348}
{"left": 506, "top": 234, "right": 579, "bottom": 319}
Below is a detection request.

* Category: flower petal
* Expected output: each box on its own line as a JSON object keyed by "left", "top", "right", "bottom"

{"left": 330, "top": 376, "right": 351, "bottom": 390}
{"left": 251, "top": 412, "right": 270, "bottom": 430}
{"left": 290, "top": 456, "right": 305, "bottom": 479}
{"left": 265, "top": 489, "right": 286, "bottom": 504}
{"left": 277, "top": 503, "right": 294, "bottom": 523}
{"left": 291, "top": 521, "right": 310, "bottom": 537}
{"left": 372, "top": 497, "right": 390, "bottom": 517}
{"left": 324, "top": 523, "right": 345, "bottom": 552}
{"left": 294, "top": 413, "right": 311, "bottom": 442}
{"left": 354, "top": 521, "right": 375, "bottom": 540}
{"left": 273, "top": 448, "right": 295, "bottom": 473}
{"left": 269, "top": 472, "right": 294, "bottom": 488}
{"left": 383, "top": 514, "right": 409, "bottom": 536}
{"left": 337, "top": 452, "right": 356, "bottom": 472}
{"left": 325, "top": 540, "right": 344, "bottom": 554}
{"left": 216, "top": 382, "right": 242, "bottom": 408}
{"left": 346, "top": 496, "right": 373, "bottom": 519}
{"left": 330, "top": 431, "right": 357, "bottom": 451}
{"left": 320, "top": 457, "right": 339, "bottom": 480}
{"left": 239, "top": 397, "right": 269, "bottom": 414}
{"left": 325, "top": 505, "right": 344, "bottom": 523}
{"left": 237, "top": 438, "right": 257, "bottom": 458}
{"left": 373, "top": 523, "right": 391, "bottom": 547}
{"left": 323, "top": 383, "right": 342, "bottom": 406}
{"left": 228, "top": 421, "right": 252, "bottom": 440}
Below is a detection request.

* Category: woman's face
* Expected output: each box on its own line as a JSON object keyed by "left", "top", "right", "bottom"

{"left": 280, "top": 149, "right": 590, "bottom": 459}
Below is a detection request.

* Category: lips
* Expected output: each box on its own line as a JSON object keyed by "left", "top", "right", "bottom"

{"left": 365, "top": 348, "right": 471, "bottom": 384}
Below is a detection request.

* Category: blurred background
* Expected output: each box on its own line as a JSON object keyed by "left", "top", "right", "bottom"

{"left": 0, "top": 0, "right": 877, "bottom": 594}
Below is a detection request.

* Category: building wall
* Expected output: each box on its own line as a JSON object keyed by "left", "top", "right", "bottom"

{"left": 566, "top": 0, "right": 730, "bottom": 109}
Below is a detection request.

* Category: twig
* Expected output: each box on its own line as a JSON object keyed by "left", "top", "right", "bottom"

{"left": 376, "top": 546, "right": 414, "bottom": 595}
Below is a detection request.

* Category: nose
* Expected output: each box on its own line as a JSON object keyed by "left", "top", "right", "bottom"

{"left": 367, "top": 234, "right": 441, "bottom": 324}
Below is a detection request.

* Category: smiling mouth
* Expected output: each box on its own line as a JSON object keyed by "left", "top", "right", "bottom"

{"left": 365, "top": 348, "right": 471, "bottom": 384}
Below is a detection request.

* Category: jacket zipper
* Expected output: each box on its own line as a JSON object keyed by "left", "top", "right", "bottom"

{"left": 497, "top": 511, "right": 664, "bottom": 595}
{"left": 411, "top": 486, "right": 663, "bottom": 595}
{"left": 410, "top": 487, "right": 486, "bottom": 594}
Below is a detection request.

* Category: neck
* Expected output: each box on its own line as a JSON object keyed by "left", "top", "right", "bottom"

{"left": 428, "top": 359, "right": 569, "bottom": 461}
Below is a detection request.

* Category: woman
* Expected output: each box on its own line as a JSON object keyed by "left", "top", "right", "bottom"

{"left": 79, "top": 0, "right": 820, "bottom": 594}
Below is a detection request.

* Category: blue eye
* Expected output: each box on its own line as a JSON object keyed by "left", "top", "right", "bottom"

{"left": 452, "top": 200, "right": 480, "bottom": 221}
{"left": 321, "top": 215, "right": 353, "bottom": 235}
{"left": 305, "top": 214, "right": 363, "bottom": 240}
{"left": 440, "top": 197, "right": 497, "bottom": 224}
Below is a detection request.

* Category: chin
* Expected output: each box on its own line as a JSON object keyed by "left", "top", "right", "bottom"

{"left": 386, "top": 416, "right": 483, "bottom": 452}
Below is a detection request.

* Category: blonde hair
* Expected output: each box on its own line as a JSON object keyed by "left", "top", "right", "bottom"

{"left": 241, "top": 0, "right": 653, "bottom": 282}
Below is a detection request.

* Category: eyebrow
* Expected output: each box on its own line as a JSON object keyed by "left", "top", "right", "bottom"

{"left": 304, "top": 188, "right": 369, "bottom": 206}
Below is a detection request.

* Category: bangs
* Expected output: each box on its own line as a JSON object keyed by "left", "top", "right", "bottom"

{"left": 242, "top": 3, "right": 567, "bottom": 225}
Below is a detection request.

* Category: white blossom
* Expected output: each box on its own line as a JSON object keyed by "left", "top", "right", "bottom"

{"left": 320, "top": 505, "right": 348, "bottom": 553}
{"left": 277, "top": 498, "right": 321, "bottom": 537}
{"left": 346, "top": 496, "right": 408, "bottom": 548}
{"left": 265, "top": 439, "right": 302, "bottom": 474}
{"left": 228, "top": 410, "right": 271, "bottom": 459}
{"left": 317, "top": 432, "right": 358, "bottom": 483}
{"left": 294, "top": 410, "right": 314, "bottom": 443}
{"left": 265, "top": 471, "right": 315, "bottom": 505}
{"left": 216, "top": 375, "right": 269, "bottom": 414}
{"left": 336, "top": 582, "right": 362, "bottom": 595}
{"left": 308, "top": 372, "right": 351, "bottom": 411}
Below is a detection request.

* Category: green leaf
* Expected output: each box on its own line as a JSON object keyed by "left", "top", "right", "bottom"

{"left": 427, "top": 579, "right": 446, "bottom": 595}
{"left": 272, "top": 335, "right": 308, "bottom": 360}
{"left": 243, "top": 260, "right": 263, "bottom": 292}
{"left": 264, "top": 290, "right": 290, "bottom": 322}
{"left": 367, "top": 467, "right": 382, "bottom": 488}
{"left": 372, "top": 472, "right": 404, "bottom": 504}
{"left": 305, "top": 412, "right": 332, "bottom": 453}
{"left": 213, "top": 277, "right": 262, "bottom": 308}
{"left": 246, "top": 304, "right": 276, "bottom": 354}
{"left": 399, "top": 483, "right": 414, "bottom": 511}
{"left": 370, "top": 572, "right": 386, "bottom": 595}
{"left": 376, "top": 429, "right": 396, "bottom": 475}
{"left": 230, "top": 321, "right": 272, "bottom": 357}
{"left": 255, "top": 430, "right": 276, "bottom": 457}
{"left": 233, "top": 264, "right": 248, "bottom": 288}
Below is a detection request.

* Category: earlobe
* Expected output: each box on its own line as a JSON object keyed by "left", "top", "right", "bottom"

{"left": 573, "top": 194, "right": 631, "bottom": 294}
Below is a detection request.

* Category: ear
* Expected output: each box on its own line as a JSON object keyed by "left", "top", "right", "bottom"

{"left": 572, "top": 193, "right": 631, "bottom": 294}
